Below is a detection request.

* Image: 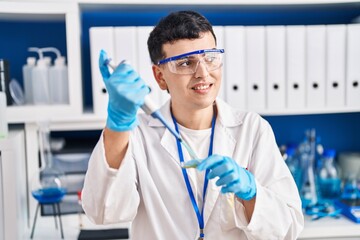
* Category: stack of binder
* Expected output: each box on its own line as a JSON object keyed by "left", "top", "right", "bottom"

{"left": 89, "top": 24, "right": 360, "bottom": 116}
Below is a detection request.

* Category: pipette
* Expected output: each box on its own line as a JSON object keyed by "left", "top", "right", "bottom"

{"left": 104, "top": 58, "right": 200, "bottom": 165}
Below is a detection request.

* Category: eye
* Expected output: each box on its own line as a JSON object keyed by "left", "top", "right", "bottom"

{"left": 204, "top": 53, "right": 217, "bottom": 63}
{"left": 176, "top": 58, "right": 195, "bottom": 68}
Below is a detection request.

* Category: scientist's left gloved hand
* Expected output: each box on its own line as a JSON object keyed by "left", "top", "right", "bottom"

{"left": 196, "top": 154, "right": 256, "bottom": 200}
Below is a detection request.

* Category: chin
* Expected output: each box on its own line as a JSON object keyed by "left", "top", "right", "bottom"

{"left": 194, "top": 98, "right": 216, "bottom": 109}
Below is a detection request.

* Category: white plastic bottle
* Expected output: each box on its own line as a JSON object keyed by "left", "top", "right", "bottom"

{"left": 49, "top": 56, "right": 69, "bottom": 104}
{"left": 30, "top": 48, "right": 50, "bottom": 105}
{"left": 22, "top": 57, "right": 36, "bottom": 104}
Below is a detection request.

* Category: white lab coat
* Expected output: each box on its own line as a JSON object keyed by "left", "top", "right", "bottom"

{"left": 82, "top": 98, "right": 304, "bottom": 240}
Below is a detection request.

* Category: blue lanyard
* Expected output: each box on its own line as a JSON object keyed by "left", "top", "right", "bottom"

{"left": 171, "top": 110, "right": 216, "bottom": 240}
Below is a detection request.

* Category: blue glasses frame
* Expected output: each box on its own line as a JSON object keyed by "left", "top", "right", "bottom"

{"left": 157, "top": 49, "right": 225, "bottom": 65}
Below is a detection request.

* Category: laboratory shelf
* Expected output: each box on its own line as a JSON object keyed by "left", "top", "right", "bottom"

{"left": 76, "top": 0, "right": 360, "bottom": 5}
{"left": 2, "top": 0, "right": 360, "bottom": 122}
{"left": 0, "top": 1, "right": 82, "bottom": 123}
{"left": 258, "top": 107, "right": 360, "bottom": 116}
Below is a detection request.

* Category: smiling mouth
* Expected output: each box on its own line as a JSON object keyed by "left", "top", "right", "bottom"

{"left": 192, "top": 83, "right": 213, "bottom": 90}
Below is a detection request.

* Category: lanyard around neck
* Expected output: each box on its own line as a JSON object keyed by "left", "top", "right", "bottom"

{"left": 171, "top": 109, "right": 216, "bottom": 240}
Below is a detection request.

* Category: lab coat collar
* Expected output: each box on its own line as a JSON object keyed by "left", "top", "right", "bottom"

{"left": 148, "top": 98, "right": 244, "bottom": 128}
{"left": 149, "top": 98, "right": 243, "bottom": 226}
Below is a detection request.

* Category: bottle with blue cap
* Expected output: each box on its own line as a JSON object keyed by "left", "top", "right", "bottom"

{"left": 316, "top": 149, "right": 341, "bottom": 203}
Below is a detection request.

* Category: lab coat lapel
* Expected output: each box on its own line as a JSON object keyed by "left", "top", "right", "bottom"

{"left": 148, "top": 100, "right": 182, "bottom": 168}
{"left": 150, "top": 100, "right": 198, "bottom": 185}
{"left": 204, "top": 99, "right": 240, "bottom": 226}
{"left": 203, "top": 121, "right": 237, "bottom": 226}
{"left": 160, "top": 127, "right": 183, "bottom": 167}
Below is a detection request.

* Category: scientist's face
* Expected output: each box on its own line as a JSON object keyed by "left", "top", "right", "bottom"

{"left": 153, "top": 31, "right": 222, "bottom": 111}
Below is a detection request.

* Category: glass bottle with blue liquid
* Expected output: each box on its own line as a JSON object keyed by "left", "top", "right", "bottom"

{"left": 316, "top": 149, "right": 341, "bottom": 203}
{"left": 341, "top": 174, "right": 360, "bottom": 200}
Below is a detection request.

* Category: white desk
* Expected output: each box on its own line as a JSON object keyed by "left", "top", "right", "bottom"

{"left": 23, "top": 213, "right": 360, "bottom": 240}
{"left": 299, "top": 215, "right": 360, "bottom": 239}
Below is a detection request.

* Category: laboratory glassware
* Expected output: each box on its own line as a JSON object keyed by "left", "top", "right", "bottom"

{"left": 316, "top": 149, "right": 341, "bottom": 203}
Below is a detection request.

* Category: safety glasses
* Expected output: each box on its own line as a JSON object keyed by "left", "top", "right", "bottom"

{"left": 157, "top": 49, "right": 225, "bottom": 75}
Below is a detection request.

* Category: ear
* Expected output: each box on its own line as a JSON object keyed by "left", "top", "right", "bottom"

{"left": 152, "top": 65, "right": 168, "bottom": 90}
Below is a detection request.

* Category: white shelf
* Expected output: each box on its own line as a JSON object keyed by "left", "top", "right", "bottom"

{"left": 7, "top": 105, "right": 84, "bottom": 123}
{"left": 77, "top": 0, "right": 360, "bottom": 5}
{"left": 48, "top": 113, "right": 106, "bottom": 131}
{"left": 2, "top": 0, "right": 360, "bottom": 123}
{"left": 258, "top": 107, "right": 360, "bottom": 116}
{"left": 0, "top": 1, "right": 83, "bottom": 123}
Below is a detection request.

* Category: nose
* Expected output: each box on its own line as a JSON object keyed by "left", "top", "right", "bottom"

{"left": 194, "top": 59, "right": 209, "bottom": 78}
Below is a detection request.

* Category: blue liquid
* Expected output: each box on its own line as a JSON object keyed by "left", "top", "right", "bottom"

{"left": 318, "top": 178, "right": 341, "bottom": 200}
{"left": 342, "top": 183, "right": 360, "bottom": 200}
{"left": 32, "top": 187, "right": 67, "bottom": 204}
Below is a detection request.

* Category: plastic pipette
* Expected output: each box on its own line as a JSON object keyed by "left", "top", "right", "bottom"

{"left": 104, "top": 59, "right": 199, "bottom": 163}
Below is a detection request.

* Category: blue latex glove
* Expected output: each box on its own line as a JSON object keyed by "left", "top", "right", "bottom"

{"left": 99, "top": 50, "right": 150, "bottom": 131}
{"left": 195, "top": 154, "right": 256, "bottom": 200}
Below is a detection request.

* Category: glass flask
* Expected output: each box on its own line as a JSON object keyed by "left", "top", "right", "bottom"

{"left": 285, "top": 147, "right": 302, "bottom": 192}
{"left": 316, "top": 149, "right": 341, "bottom": 203}
{"left": 31, "top": 123, "right": 67, "bottom": 204}
{"left": 299, "top": 131, "right": 318, "bottom": 208}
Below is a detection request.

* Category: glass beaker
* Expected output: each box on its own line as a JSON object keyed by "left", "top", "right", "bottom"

{"left": 31, "top": 122, "right": 67, "bottom": 204}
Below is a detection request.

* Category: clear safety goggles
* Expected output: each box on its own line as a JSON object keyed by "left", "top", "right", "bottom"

{"left": 157, "top": 49, "right": 225, "bottom": 75}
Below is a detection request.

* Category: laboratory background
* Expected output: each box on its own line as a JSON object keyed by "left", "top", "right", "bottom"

{"left": 1, "top": 0, "right": 360, "bottom": 239}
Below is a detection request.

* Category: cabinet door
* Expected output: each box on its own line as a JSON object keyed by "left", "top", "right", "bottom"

{"left": 0, "top": 152, "right": 4, "bottom": 240}
{"left": 0, "top": 130, "right": 27, "bottom": 240}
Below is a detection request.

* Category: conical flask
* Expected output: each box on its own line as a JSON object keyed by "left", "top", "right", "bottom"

{"left": 31, "top": 122, "right": 67, "bottom": 204}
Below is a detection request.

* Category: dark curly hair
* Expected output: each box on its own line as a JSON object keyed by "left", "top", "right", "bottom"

{"left": 147, "top": 10, "right": 217, "bottom": 64}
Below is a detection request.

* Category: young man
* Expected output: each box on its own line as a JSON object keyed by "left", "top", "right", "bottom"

{"left": 82, "top": 10, "right": 304, "bottom": 239}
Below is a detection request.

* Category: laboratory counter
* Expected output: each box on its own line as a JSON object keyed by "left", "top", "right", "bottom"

{"left": 22, "top": 213, "right": 360, "bottom": 240}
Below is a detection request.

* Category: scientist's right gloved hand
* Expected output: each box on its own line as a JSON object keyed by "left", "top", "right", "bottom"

{"left": 99, "top": 50, "right": 150, "bottom": 132}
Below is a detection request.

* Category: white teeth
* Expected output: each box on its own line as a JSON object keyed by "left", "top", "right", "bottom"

{"left": 193, "top": 85, "right": 210, "bottom": 90}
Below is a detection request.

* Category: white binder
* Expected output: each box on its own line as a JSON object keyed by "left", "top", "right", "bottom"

{"left": 245, "top": 26, "right": 266, "bottom": 111}
{"left": 137, "top": 26, "right": 169, "bottom": 108}
{"left": 286, "top": 25, "right": 306, "bottom": 109}
{"left": 114, "top": 27, "right": 138, "bottom": 69}
{"left": 306, "top": 25, "right": 326, "bottom": 109}
{"left": 346, "top": 24, "right": 360, "bottom": 108}
{"left": 266, "top": 26, "right": 286, "bottom": 110}
{"left": 213, "top": 26, "right": 225, "bottom": 100}
{"left": 89, "top": 27, "right": 115, "bottom": 117}
{"left": 224, "top": 26, "right": 246, "bottom": 110}
{"left": 326, "top": 24, "right": 346, "bottom": 108}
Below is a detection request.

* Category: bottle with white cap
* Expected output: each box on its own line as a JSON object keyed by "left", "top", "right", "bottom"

{"left": 23, "top": 57, "right": 36, "bottom": 104}
{"left": 43, "top": 47, "right": 69, "bottom": 104}
{"left": 29, "top": 47, "right": 50, "bottom": 105}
